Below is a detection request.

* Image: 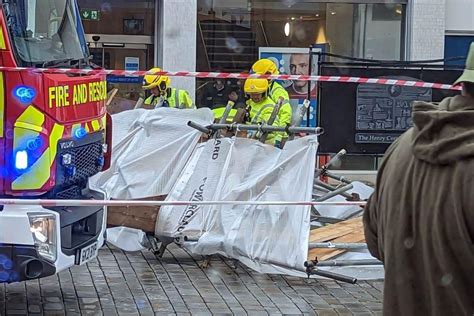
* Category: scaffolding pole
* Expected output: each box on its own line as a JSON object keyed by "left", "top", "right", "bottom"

{"left": 314, "top": 184, "right": 353, "bottom": 202}
{"left": 304, "top": 260, "right": 357, "bottom": 284}
{"left": 187, "top": 121, "right": 323, "bottom": 135}
{"left": 314, "top": 181, "right": 353, "bottom": 200}
{"left": 308, "top": 242, "right": 368, "bottom": 250}
{"left": 316, "top": 259, "right": 382, "bottom": 267}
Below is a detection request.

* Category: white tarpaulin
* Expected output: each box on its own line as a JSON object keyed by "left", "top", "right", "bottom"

{"left": 89, "top": 108, "right": 213, "bottom": 199}
{"left": 107, "top": 227, "right": 147, "bottom": 252}
{"left": 91, "top": 108, "right": 383, "bottom": 279}
{"left": 156, "top": 136, "right": 318, "bottom": 276}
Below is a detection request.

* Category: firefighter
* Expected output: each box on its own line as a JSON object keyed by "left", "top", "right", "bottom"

{"left": 244, "top": 78, "right": 292, "bottom": 145}
{"left": 250, "top": 58, "right": 291, "bottom": 108}
{"left": 142, "top": 68, "right": 194, "bottom": 109}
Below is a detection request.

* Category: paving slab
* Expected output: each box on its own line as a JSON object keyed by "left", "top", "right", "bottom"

{"left": 1, "top": 244, "right": 384, "bottom": 315}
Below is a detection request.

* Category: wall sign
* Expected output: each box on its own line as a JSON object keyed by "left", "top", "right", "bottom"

{"left": 81, "top": 9, "right": 100, "bottom": 21}
{"left": 125, "top": 57, "right": 140, "bottom": 71}
{"left": 318, "top": 66, "right": 462, "bottom": 155}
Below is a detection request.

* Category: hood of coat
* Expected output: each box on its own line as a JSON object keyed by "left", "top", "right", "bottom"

{"left": 411, "top": 95, "right": 474, "bottom": 164}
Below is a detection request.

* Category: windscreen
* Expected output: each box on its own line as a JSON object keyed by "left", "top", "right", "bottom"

{"left": 5, "top": 0, "right": 88, "bottom": 66}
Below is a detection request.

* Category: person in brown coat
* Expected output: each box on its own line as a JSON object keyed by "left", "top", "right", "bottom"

{"left": 363, "top": 42, "right": 474, "bottom": 316}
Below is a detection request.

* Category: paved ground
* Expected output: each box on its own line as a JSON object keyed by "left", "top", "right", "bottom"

{"left": 1, "top": 244, "right": 384, "bottom": 315}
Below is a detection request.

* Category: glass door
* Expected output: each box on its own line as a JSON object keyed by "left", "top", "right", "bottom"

{"left": 89, "top": 45, "right": 153, "bottom": 111}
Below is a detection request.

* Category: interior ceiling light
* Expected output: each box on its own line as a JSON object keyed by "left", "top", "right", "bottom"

{"left": 284, "top": 22, "right": 290, "bottom": 37}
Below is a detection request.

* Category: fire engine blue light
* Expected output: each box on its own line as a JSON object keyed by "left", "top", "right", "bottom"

{"left": 26, "top": 137, "right": 42, "bottom": 151}
{"left": 96, "top": 156, "right": 105, "bottom": 168}
{"left": 65, "top": 166, "right": 77, "bottom": 177}
{"left": 14, "top": 86, "right": 36, "bottom": 104}
{"left": 0, "top": 167, "right": 7, "bottom": 177}
{"left": 74, "top": 127, "right": 87, "bottom": 139}
{"left": 15, "top": 150, "right": 28, "bottom": 170}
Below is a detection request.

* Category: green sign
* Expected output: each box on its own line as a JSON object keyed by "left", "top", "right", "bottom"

{"left": 81, "top": 9, "right": 100, "bottom": 21}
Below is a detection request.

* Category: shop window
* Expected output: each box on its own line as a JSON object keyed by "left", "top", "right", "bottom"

{"left": 197, "top": 1, "right": 405, "bottom": 72}
{"left": 196, "top": 1, "right": 406, "bottom": 171}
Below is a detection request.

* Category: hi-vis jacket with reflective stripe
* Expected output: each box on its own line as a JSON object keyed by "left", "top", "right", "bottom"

{"left": 211, "top": 107, "right": 238, "bottom": 123}
{"left": 144, "top": 88, "right": 195, "bottom": 109}
{"left": 269, "top": 81, "right": 290, "bottom": 105}
{"left": 246, "top": 96, "right": 292, "bottom": 144}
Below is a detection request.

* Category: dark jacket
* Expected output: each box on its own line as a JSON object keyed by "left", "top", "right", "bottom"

{"left": 364, "top": 95, "right": 474, "bottom": 316}
{"left": 200, "top": 84, "right": 232, "bottom": 109}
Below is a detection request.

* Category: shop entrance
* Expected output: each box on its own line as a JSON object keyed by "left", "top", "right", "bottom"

{"left": 86, "top": 35, "right": 154, "bottom": 105}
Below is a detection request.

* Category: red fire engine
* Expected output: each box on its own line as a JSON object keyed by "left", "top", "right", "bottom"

{"left": 0, "top": 0, "right": 111, "bottom": 283}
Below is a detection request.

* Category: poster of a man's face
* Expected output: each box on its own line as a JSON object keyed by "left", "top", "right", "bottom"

{"left": 259, "top": 48, "right": 319, "bottom": 97}
{"left": 289, "top": 53, "right": 313, "bottom": 95}
{"left": 259, "top": 47, "right": 324, "bottom": 127}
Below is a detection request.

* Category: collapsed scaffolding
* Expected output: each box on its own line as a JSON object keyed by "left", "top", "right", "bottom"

{"left": 92, "top": 98, "right": 380, "bottom": 283}
{"left": 89, "top": 55, "right": 462, "bottom": 283}
{"left": 0, "top": 56, "right": 460, "bottom": 284}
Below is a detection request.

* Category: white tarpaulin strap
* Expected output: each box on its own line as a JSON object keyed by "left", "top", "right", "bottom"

{"left": 156, "top": 135, "right": 318, "bottom": 276}
{"left": 89, "top": 108, "right": 214, "bottom": 199}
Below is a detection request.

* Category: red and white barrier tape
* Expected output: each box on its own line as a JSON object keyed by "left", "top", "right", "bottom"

{"left": 0, "top": 199, "right": 367, "bottom": 207}
{"left": 0, "top": 66, "right": 461, "bottom": 91}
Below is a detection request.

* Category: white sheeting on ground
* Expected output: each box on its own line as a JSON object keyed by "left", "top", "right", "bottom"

{"left": 107, "top": 227, "right": 147, "bottom": 252}
{"left": 89, "top": 108, "right": 213, "bottom": 199}
{"left": 89, "top": 107, "right": 213, "bottom": 252}
{"left": 93, "top": 108, "right": 383, "bottom": 280}
{"left": 156, "top": 136, "right": 318, "bottom": 276}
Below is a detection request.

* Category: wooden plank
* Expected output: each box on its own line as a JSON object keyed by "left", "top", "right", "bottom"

{"left": 107, "top": 195, "right": 165, "bottom": 233}
{"left": 307, "top": 217, "right": 366, "bottom": 261}
{"left": 106, "top": 88, "right": 119, "bottom": 107}
{"left": 308, "top": 230, "right": 366, "bottom": 261}
{"left": 309, "top": 217, "right": 363, "bottom": 243}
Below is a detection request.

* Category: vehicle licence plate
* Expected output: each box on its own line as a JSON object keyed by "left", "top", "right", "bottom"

{"left": 77, "top": 242, "right": 98, "bottom": 265}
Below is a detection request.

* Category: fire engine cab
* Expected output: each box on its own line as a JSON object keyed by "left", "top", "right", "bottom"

{"left": 0, "top": 0, "right": 111, "bottom": 283}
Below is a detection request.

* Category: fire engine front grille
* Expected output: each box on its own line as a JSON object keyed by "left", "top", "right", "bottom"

{"left": 55, "top": 185, "right": 82, "bottom": 200}
{"left": 56, "top": 132, "right": 104, "bottom": 187}
{"left": 70, "top": 143, "right": 101, "bottom": 183}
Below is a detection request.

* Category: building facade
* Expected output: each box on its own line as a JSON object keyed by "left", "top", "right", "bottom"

{"left": 444, "top": 0, "right": 474, "bottom": 66}
{"left": 76, "top": 0, "right": 412, "bottom": 99}
{"left": 76, "top": 0, "right": 470, "bottom": 171}
{"left": 76, "top": 0, "right": 472, "bottom": 96}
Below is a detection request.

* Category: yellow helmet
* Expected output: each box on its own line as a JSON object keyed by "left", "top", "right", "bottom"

{"left": 244, "top": 78, "right": 269, "bottom": 94}
{"left": 142, "top": 67, "right": 170, "bottom": 91}
{"left": 251, "top": 59, "right": 279, "bottom": 75}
